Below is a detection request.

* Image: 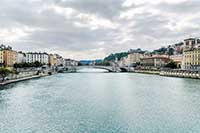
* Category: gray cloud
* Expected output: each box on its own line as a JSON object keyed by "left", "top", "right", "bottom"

{"left": 53, "top": 0, "right": 125, "bottom": 19}
{"left": 0, "top": 0, "right": 200, "bottom": 59}
{"left": 156, "top": 0, "right": 200, "bottom": 14}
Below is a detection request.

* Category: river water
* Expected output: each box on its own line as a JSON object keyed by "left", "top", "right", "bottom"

{"left": 0, "top": 71, "right": 200, "bottom": 132}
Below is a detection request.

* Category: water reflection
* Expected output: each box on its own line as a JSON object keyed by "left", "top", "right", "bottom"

{"left": 0, "top": 73, "right": 200, "bottom": 132}
{"left": 77, "top": 68, "right": 109, "bottom": 73}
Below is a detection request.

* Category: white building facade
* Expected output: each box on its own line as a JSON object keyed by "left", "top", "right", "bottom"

{"left": 126, "top": 52, "right": 144, "bottom": 67}
{"left": 25, "top": 52, "right": 49, "bottom": 64}
{"left": 65, "top": 59, "right": 79, "bottom": 66}
{"left": 55, "top": 54, "right": 65, "bottom": 66}
{"left": 118, "top": 52, "right": 144, "bottom": 67}
{"left": 16, "top": 52, "right": 26, "bottom": 63}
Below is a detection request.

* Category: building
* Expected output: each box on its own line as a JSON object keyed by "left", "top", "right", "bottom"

{"left": 48, "top": 54, "right": 57, "bottom": 66}
{"left": 173, "top": 42, "right": 184, "bottom": 55}
{"left": 49, "top": 54, "right": 66, "bottom": 67}
{"left": 0, "top": 44, "right": 12, "bottom": 50}
{"left": 182, "top": 38, "right": 200, "bottom": 70}
{"left": 16, "top": 52, "right": 26, "bottom": 63}
{"left": 118, "top": 50, "right": 144, "bottom": 67}
{"left": 183, "top": 48, "right": 199, "bottom": 70}
{"left": 183, "top": 48, "right": 200, "bottom": 70}
{"left": 184, "top": 38, "right": 199, "bottom": 50}
{"left": 65, "top": 59, "right": 79, "bottom": 67}
{"left": 118, "top": 57, "right": 128, "bottom": 67}
{"left": 25, "top": 52, "right": 49, "bottom": 64}
{"left": 0, "top": 44, "right": 17, "bottom": 67}
{"left": 141, "top": 56, "right": 170, "bottom": 68}
{"left": 170, "top": 55, "right": 183, "bottom": 68}
{"left": 55, "top": 54, "right": 64, "bottom": 66}
{"left": 3, "top": 50, "right": 17, "bottom": 67}
{"left": 0, "top": 51, "right": 4, "bottom": 66}
{"left": 126, "top": 52, "right": 144, "bottom": 67}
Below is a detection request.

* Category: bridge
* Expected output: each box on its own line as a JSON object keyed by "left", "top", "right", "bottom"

{"left": 60, "top": 65, "right": 130, "bottom": 73}
{"left": 65, "top": 66, "right": 116, "bottom": 72}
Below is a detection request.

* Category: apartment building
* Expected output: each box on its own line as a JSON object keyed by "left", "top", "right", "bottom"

{"left": 16, "top": 52, "right": 26, "bottom": 63}
{"left": 182, "top": 38, "right": 200, "bottom": 70}
{"left": 118, "top": 50, "right": 144, "bottom": 67}
{"left": 0, "top": 51, "right": 4, "bottom": 66}
{"left": 141, "top": 56, "right": 170, "bottom": 68}
{"left": 126, "top": 52, "right": 144, "bottom": 67}
{"left": 48, "top": 54, "right": 57, "bottom": 66}
{"left": 55, "top": 54, "right": 64, "bottom": 66}
{"left": 3, "top": 50, "right": 17, "bottom": 67}
{"left": 65, "top": 59, "right": 79, "bottom": 66}
{"left": 25, "top": 52, "right": 49, "bottom": 64}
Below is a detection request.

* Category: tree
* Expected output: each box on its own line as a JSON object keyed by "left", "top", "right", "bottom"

{"left": 152, "top": 47, "right": 167, "bottom": 55}
{"left": 96, "top": 60, "right": 110, "bottom": 66}
{"left": 13, "top": 61, "right": 43, "bottom": 68}
{"left": 167, "top": 48, "right": 174, "bottom": 56}
{"left": 78, "top": 62, "right": 82, "bottom": 66}
{"left": 104, "top": 52, "right": 128, "bottom": 61}
{"left": 165, "top": 61, "right": 177, "bottom": 69}
{"left": 0, "top": 68, "right": 13, "bottom": 82}
{"left": 34, "top": 61, "right": 43, "bottom": 67}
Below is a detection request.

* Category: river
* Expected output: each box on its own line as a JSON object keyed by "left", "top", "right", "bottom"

{"left": 0, "top": 71, "right": 200, "bottom": 132}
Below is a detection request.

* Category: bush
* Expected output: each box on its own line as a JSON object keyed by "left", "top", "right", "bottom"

{"left": 0, "top": 68, "right": 13, "bottom": 81}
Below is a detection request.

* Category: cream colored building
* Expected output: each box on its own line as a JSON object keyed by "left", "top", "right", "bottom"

{"left": 49, "top": 54, "right": 57, "bottom": 66}
{"left": 118, "top": 52, "right": 144, "bottom": 67}
{"left": 118, "top": 56, "right": 128, "bottom": 67}
{"left": 182, "top": 38, "right": 200, "bottom": 70}
{"left": 126, "top": 52, "right": 144, "bottom": 67}
{"left": 183, "top": 48, "right": 200, "bottom": 70}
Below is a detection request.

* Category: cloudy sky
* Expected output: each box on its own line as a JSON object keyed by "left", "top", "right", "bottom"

{"left": 0, "top": 0, "right": 199, "bottom": 60}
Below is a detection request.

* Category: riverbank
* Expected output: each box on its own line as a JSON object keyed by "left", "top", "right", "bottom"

{"left": 133, "top": 69, "right": 200, "bottom": 79}
{"left": 0, "top": 70, "right": 57, "bottom": 86}
{"left": 133, "top": 70, "right": 160, "bottom": 75}
{"left": 1, "top": 68, "right": 199, "bottom": 86}
{"left": 160, "top": 70, "right": 200, "bottom": 79}
{"left": 0, "top": 74, "right": 46, "bottom": 86}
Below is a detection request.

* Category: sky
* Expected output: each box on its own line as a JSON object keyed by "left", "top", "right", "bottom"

{"left": 0, "top": 0, "right": 200, "bottom": 60}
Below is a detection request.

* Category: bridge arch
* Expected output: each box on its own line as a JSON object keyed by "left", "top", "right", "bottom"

{"left": 119, "top": 67, "right": 129, "bottom": 72}
{"left": 75, "top": 66, "right": 114, "bottom": 72}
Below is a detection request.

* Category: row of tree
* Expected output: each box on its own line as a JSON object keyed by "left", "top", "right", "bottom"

{"left": 13, "top": 61, "right": 43, "bottom": 68}
{"left": 0, "top": 61, "right": 44, "bottom": 82}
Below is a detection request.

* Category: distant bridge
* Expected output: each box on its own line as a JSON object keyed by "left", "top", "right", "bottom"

{"left": 61, "top": 66, "right": 130, "bottom": 73}
{"left": 67, "top": 66, "right": 115, "bottom": 72}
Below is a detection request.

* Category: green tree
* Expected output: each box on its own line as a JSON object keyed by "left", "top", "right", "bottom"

{"left": 165, "top": 61, "right": 177, "bottom": 69}
{"left": 13, "top": 61, "right": 43, "bottom": 68}
{"left": 104, "top": 52, "right": 128, "bottom": 61}
{"left": 0, "top": 68, "right": 13, "bottom": 82}
{"left": 96, "top": 60, "right": 110, "bottom": 66}
{"left": 167, "top": 48, "right": 174, "bottom": 56}
{"left": 152, "top": 47, "right": 167, "bottom": 55}
{"left": 34, "top": 61, "right": 43, "bottom": 67}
